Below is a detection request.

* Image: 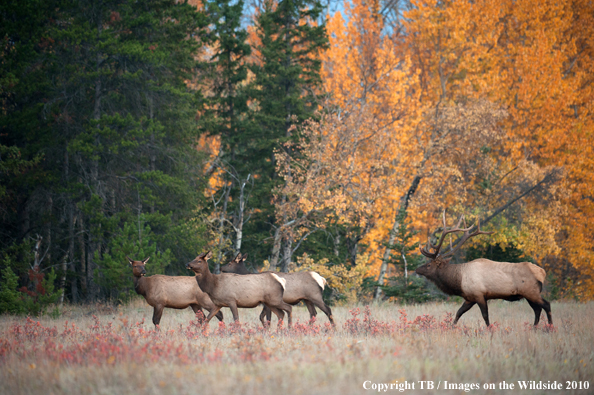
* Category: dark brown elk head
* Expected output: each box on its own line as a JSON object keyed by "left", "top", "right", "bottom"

{"left": 415, "top": 212, "right": 493, "bottom": 279}
{"left": 127, "top": 256, "right": 150, "bottom": 277}
{"left": 220, "top": 253, "right": 250, "bottom": 274}
{"left": 186, "top": 251, "right": 212, "bottom": 278}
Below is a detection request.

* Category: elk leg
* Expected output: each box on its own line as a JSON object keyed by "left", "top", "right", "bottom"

{"left": 267, "top": 306, "right": 285, "bottom": 325}
{"left": 476, "top": 299, "right": 490, "bottom": 327}
{"left": 453, "top": 300, "right": 476, "bottom": 325}
{"left": 527, "top": 299, "right": 543, "bottom": 326}
{"left": 152, "top": 305, "right": 164, "bottom": 327}
{"left": 542, "top": 298, "right": 553, "bottom": 325}
{"left": 214, "top": 310, "right": 224, "bottom": 321}
{"left": 259, "top": 308, "right": 267, "bottom": 327}
{"left": 279, "top": 302, "right": 292, "bottom": 327}
{"left": 190, "top": 304, "right": 204, "bottom": 318}
{"left": 310, "top": 299, "right": 335, "bottom": 326}
{"left": 196, "top": 304, "right": 223, "bottom": 322}
{"left": 259, "top": 306, "right": 272, "bottom": 327}
{"left": 228, "top": 302, "right": 240, "bottom": 322}
{"left": 265, "top": 305, "right": 273, "bottom": 323}
{"left": 304, "top": 300, "right": 317, "bottom": 319}
{"left": 204, "top": 306, "right": 222, "bottom": 326}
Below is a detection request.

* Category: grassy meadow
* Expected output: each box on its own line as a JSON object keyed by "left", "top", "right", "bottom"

{"left": 0, "top": 299, "right": 592, "bottom": 395}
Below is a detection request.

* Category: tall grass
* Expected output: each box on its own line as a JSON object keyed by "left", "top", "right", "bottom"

{"left": 1, "top": 300, "right": 592, "bottom": 394}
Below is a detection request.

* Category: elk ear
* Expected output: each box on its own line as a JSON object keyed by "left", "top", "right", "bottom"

{"left": 240, "top": 253, "right": 248, "bottom": 262}
{"left": 436, "top": 258, "right": 450, "bottom": 267}
{"left": 197, "top": 252, "right": 206, "bottom": 258}
{"left": 126, "top": 256, "right": 134, "bottom": 265}
{"left": 233, "top": 253, "right": 242, "bottom": 262}
{"left": 142, "top": 257, "right": 150, "bottom": 264}
{"left": 204, "top": 251, "right": 212, "bottom": 260}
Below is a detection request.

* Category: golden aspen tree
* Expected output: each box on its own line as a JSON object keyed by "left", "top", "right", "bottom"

{"left": 404, "top": 0, "right": 594, "bottom": 297}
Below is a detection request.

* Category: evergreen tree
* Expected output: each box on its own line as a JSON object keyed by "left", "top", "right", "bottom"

{"left": 380, "top": 208, "right": 434, "bottom": 303}
{"left": 95, "top": 216, "right": 172, "bottom": 302}
{"left": 198, "top": 0, "right": 254, "bottom": 270}
{"left": 201, "top": 0, "right": 251, "bottom": 159}
{"left": 0, "top": 0, "right": 211, "bottom": 303}
{"left": 247, "top": 0, "right": 328, "bottom": 269}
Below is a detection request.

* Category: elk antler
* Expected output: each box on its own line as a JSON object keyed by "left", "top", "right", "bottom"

{"left": 439, "top": 219, "right": 494, "bottom": 258}
{"left": 420, "top": 211, "right": 494, "bottom": 259}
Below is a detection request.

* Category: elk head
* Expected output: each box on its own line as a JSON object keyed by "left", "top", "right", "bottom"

{"left": 220, "top": 253, "right": 249, "bottom": 274}
{"left": 186, "top": 251, "right": 212, "bottom": 278}
{"left": 127, "top": 256, "right": 150, "bottom": 277}
{"left": 415, "top": 211, "right": 493, "bottom": 277}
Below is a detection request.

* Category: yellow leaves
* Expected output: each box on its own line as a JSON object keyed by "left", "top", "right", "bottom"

{"left": 519, "top": 215, "right": 562, "bottom": 261}
{"left": 267, "top": 0, "right": 594, "bottom": 298}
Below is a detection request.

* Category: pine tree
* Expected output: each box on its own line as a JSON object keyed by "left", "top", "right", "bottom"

{"left": 199, "top": 0, "right": 254, "bottom": 270}
{"left": 379, "top": 208, "right": 433, "bottom": 303}
{"left": 0, "top": 0, "right": 211, "bottom": 302}
{"left": 247, "top": 0, "right": 328, "bottom": 269}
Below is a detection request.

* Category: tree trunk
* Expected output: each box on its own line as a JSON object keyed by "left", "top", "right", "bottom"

{"left": 346, "top": 234, "right": 361, "bottom": 266}
{"left": 375, "top": 175, "right": 421, "bottom": 299}
{"left": 44, "top": 195, "right": 53, "bottom": 266}
{"left": 269, "top": 226, "right": 282, "bottom": 271}
{"left": 32, "top": 234, "right": 43, "bottom": 271}
{"left": 18, "top": 196, "right": 30, "bottom": 240}
{"left": 280, "top": 236, "right": 292, "bottom": 273}
{"left": 87, "top": 12, "right": 103, "bottom": 301}
{"left": 234, "top": 175, "right": 250, "bottom": 254}
{"left": 148, "top": 94, "right": 155, "bottom": 214}
{"left": 215, "top": 183, "right": 231, "bottom": 274}
{"left": 333, "top": 231, "right": 340, "bottom": 257}
{"left": 78, "top": 208, "right": 87, "bottom": 298}
{"left": 58, "top": 254, "right": 68, "bottom": 307}
{"left": 68, "top": 204, "right": 77, "bottom": 303}
{"left": 87, "top": 237, "right": 98, "bottom": 301}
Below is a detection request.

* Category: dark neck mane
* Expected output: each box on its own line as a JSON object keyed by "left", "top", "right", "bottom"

{"left": 197, "top": 268, "right": 216, "bottom": 295}
{"left": 133, "top": 276, "right": 147, "bottom": 296}
{"left": 429, "top": 261, "right": 463, "bottom": 296}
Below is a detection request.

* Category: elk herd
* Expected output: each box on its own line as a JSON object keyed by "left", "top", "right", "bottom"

{"left": 128, "top": 212, "right": 552, "bottom": 330}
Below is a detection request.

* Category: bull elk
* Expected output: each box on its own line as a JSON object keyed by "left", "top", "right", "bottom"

{"left": 221, "top": 253, "right": 335, "bottom": 326}
{"left": 186, "top": 251, "right": 293, "bottom": 328}
{"left": 415, "top": 212, "right": 552, "bottom": 327}
{"left": 128, "top": 257, "right": 223, "bottom": 327}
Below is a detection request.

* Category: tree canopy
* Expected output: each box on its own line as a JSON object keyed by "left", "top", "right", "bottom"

{"left": 1, "top": 0, "right": 593, "bottom": 311}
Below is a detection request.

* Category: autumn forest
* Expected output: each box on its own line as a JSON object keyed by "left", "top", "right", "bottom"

{"left": 1, "top": 0, "right": 593, "bottom": 313}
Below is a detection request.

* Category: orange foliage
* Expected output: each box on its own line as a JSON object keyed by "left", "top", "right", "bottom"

{"left": 317, "top": 0, "right": 422, "bottom": 273}
{"left": 404, "top": 0, "right": 594, "bottom": 298}
{"left": 311, "top": 0, "right": 594, "bottom": 297}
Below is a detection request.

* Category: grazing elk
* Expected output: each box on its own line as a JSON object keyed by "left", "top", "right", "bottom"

{"left": 415, "top": 213, "right": 553, "bottom": 327}
{"left": 186, "top": 251, "right": 293, "bottom": 328}
{"left": 221, "top": 253, "right": 335, "bottom": 326}
{"left": 128, "top": 257, "right": 223, "bottom": 327}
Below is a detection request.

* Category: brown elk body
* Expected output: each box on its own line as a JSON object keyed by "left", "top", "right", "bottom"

{"left": 221, "top": 253, "right": 335, "bottom": 326}
{"left": 128, "top": 257, "right": 223, "bottom": 327}
{"left": 415, "top": 213, "right": 552, "bottom": 327}
{"left": 186, "top": 252, "right": 293, "bottom": 328}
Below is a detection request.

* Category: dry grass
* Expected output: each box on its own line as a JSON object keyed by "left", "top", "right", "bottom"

{"left": 1, "top": 299, "right": 592, "bottom": 395}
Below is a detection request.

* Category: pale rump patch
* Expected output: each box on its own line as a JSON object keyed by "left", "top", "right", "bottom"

{"left": 270, "top": 273, "right": 286, "bottom": 290}
{"left": 528, "top": 263, "right": 546, "bottom": 284}
{"left": 309, "top": 271, "right": 326, "bottom": 290}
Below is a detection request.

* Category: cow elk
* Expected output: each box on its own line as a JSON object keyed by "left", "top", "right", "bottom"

{"left": 128, "top": 257, "right": 223, "bottom": 327}
{"left": 221, "top": 253, "right": 334, "bottom": 326}
{"left": 415, "top": 212, "right": 552, "bottom": 327}
{"left": 186, "top": 251, "right": 292, "bottom": 328}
